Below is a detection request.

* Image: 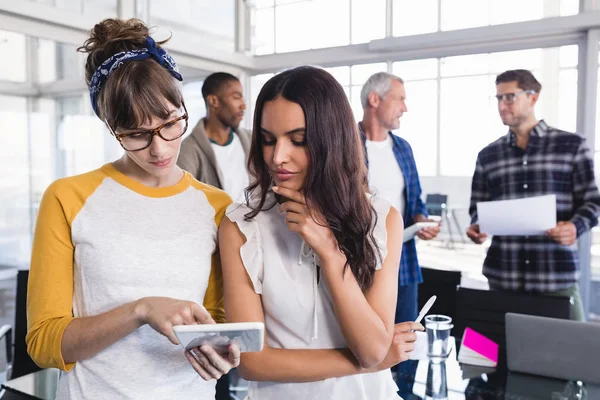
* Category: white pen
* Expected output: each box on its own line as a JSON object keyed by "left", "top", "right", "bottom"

{"left": 415, "top": 295, "right": 437, "bottom": 324}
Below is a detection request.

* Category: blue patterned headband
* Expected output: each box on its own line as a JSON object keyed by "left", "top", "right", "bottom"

{"left": 89, "top": 36, "right": 183, "bottom": 116}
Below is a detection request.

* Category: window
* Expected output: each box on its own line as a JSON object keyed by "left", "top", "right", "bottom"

{"left": 312, "top": 0, "right": 350, "bottom": 50}
{"left": 253, "top": 6, "right": 275, "bottom": 55}
{"left": 351, "top": 0, "right": 385, "bottom": 44}
{"left": 394, "top": 0, "right": 579, "bottom": 36}
{"left": 248, "top": 74, "right": 275, "bottom": 129}
{"left": 591, "top": 57, "right": 600, "bottom": 321}
{"left": 392, "top": 0, "right": 438, "bottom": 37}
{"left": 150, "top": 0, "right": 236, "bottom": 52}
{"left": 275, "top": 2, "right": 317, "bottom": 53}
{"left": 182, "top": 81, "right": 206, "bottom": 136}
{"left": 29, "top": 0, "right": 118, "bottom": 18}
{"left": 0, "top": 96, "right": 31, "bottom": 266}
{"left": 440, "top": 75, "right": 499, "bottom": 176}
{"left": 0, "top": 31, "right": 27, "bottom": 82}
{"left": 57, "top": 43, "right": 83, "bottom": 81}
{"left": 399, "top": 79, "right": 438, "bottom": 176}
{"left": 274, "top": 0, "right": 350, "bottom": 53}
{"left": 437, "top": 46, "right": 577, "bottom": 175}
{"left": 37, "top": 39, "right": 58, "bottom": 83}
{"left": 350, "top": 63, "right": 387, "bottom": 120}
{"left": 58, "top": 96, "right": 117, "bottom": 177}
{"left": 394, "top": 59, "right": 439, "bottom": 176}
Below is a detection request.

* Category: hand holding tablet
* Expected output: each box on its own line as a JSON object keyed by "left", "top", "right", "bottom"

{"left": 403, "top": 222, "right": 439, "bottom": 242}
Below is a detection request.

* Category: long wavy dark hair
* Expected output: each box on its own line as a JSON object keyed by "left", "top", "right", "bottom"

{"left": 245, "top": 66, "right": 380, "bottom": 291}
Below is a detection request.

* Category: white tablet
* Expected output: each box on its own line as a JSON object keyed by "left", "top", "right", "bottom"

{"left": 173, "top": 322, "right": 264, "bottom": 353}
{"left": 403, "top": 222, "right": 439, "bottom": 242}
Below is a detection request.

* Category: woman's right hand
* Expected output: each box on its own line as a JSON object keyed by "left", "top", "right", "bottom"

{"left": 377, "top": 322, "right": 424, "bottom": 370}
{"left": 135, "top": 297, "right": 215, "bottom": 344}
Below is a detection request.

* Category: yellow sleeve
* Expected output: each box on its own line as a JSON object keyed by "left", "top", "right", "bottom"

{"left": 193, "top": 180, "right": 233, "bottom": 324}
{"left": 26, "top": 170, "right": 105, "bottom": 371}
{"left": 204, "top": 254, "right": 226, "bottom": 324}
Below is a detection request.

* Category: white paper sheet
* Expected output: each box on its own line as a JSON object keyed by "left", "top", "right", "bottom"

{"left": 477, "top": 194, "right": 557, "bottom": 236}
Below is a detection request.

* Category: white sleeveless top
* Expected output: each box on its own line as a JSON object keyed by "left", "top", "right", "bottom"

{"left": 226, "top": 195, "right": 400, "bottom": 400}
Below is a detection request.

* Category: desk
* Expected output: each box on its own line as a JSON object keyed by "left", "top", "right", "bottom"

{"left": 396, "top": 349, "right": 600, "bottom": 400}
{"left": 0, "top": 369, "right": 59, "bottom": 399}
{"left": 2, "top": 355, "right": 598, "bottom": 399}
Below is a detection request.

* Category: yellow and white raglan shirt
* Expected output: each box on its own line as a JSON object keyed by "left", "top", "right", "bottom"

{"left": 26, "top": 163, "right": 231, "bottom": 400}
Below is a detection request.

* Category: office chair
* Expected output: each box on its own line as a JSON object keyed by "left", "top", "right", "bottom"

{"left": 0, "top": 270, "right": 42, "bottom": 381}
{"left": 424, "top": 194, "right": 466, "bottom": 247}
{"left": 418, "top": 267, "right": 461, "bottom": 322}
{"left": 425, "top": 194, "right": 447, "bottom": 218}
{"left": 453, "top": 287, "right": 572, "bottom": 369}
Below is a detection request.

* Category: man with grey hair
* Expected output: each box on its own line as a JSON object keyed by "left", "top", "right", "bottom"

{"left": 358, "top": 71, "right": 440, "bottom": 325}
{"left": 358, "top": 71, "right": 439, "bottom": 390}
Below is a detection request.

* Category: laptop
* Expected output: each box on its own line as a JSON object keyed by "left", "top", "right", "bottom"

{"left": 505, "top": 313, "right": 600, "bottom": 385}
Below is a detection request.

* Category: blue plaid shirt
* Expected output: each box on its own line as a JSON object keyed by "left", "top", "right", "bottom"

{"left": 359, "top": 124, "right": 428, "bottom": 286}
{"left": 470, "top": 120, "right": 600, "bottom": 291}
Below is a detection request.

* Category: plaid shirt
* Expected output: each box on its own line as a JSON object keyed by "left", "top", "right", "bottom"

{"left": 359, "top": 124, "right": 428, "bottom": 286}
{"left": 469, "top": 120, "right": 600, "bottom": 291}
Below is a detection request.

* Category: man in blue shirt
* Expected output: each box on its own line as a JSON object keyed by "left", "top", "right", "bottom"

{"left": 359, "top": 71, "right": 440, "bottom": 387}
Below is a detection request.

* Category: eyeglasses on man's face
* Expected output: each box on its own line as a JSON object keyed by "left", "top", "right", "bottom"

{"left": 106, "top": 103, "right": 189, "bottom": 151}
{"left": 495, "top": 90, "right": 535, "bottom": 105}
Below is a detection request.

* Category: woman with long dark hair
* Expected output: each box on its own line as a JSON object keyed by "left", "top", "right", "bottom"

{"left": 220, "top": 66, "right": 423, "bottom": 399}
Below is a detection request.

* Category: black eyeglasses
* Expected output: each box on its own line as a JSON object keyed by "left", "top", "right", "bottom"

{"left": 495, "top": 90, "right": 535, "bottom": 105}
{"left": 106, "top": 103, "right": 189, "bottom": 151}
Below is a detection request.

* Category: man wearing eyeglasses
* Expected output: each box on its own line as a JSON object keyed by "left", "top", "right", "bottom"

{"left": 178, "top": 72, "right": 250, "bottom": 203}
{"left": 467, "top": 69, "right": 600, "bottom": 321}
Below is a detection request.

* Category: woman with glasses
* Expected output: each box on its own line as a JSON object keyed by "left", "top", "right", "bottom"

{"left": 220, "top": 66, "right": 423, "bottom": 399}
{"left": 26, "top": 18, "right": 239, "bottom": 399}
